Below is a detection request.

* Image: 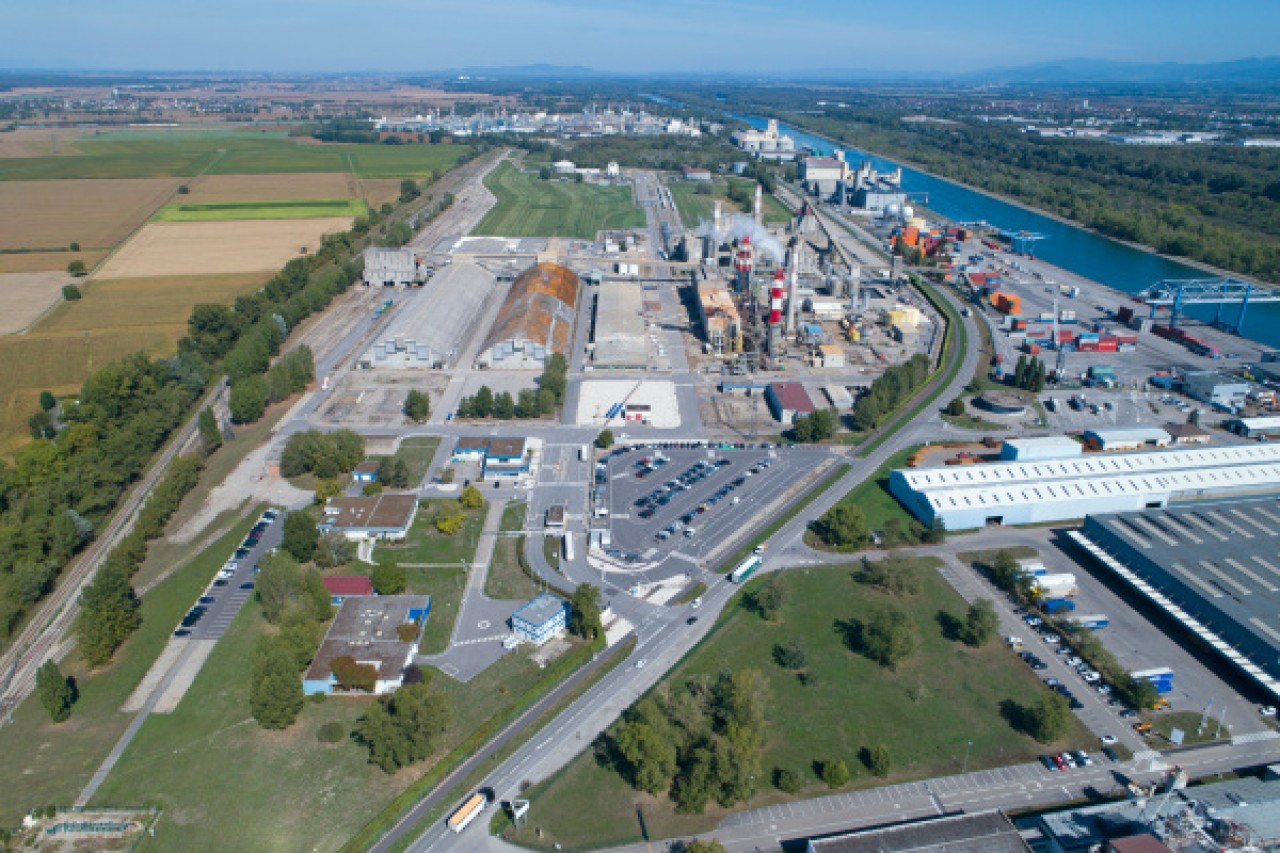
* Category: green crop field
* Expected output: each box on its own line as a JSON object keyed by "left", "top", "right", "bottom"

{"left": 669, "top": 177, "right": 791, "bottom": 229}
{"left": 472, "top": 161, "right": 645, "bottom": 239}
{"left": 506, "top": 558, "right": 1092, "bottom": 849}
{"left": 153, "top": 198, "right": 369, "bottom": 222}
{"left": 0, "top": 134, "right": 470, "bottom": 181}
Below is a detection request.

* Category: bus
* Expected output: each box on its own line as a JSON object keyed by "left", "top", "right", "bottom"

{"left": 563, "top": 533, "right": 575, "bottom": 563}
{"left": 447, "top": 792, "right": 488, "bottom": 833}
{"left": 730, "top": 555, "right": 762, "bottom": 584}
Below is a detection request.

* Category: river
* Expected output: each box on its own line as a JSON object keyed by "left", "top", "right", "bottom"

{"left": 738, "top": 115, "right": 1280, "bottom": 351}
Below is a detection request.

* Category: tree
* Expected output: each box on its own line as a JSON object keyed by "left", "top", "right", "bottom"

{"left": 372, "top": 562, "right": 406, "bottom": 595}
{"left": 868, "top": 744, "right": 892, "bottom": 777}
{"left": 403, "top": 389, "right": 430, "bottom": 423}
{"left": 595, "top": 429, "right": 614, "bottom": 449}
{"left": 570, "top": 583, "right": 603, "bottom": 639}
{"left": 229, "top": 376, "right": 268, "bottom": 424}
{"left": 76, "top": 564, "right": 141, "bottom": 668}
{"left": 812, "top": 504, "right": 870, "bottom": 550}
{"left": 946, "top": 396, "right": 966, "bottom": 416}
{"left": 961, "top": 598, "right": 1000, "bottom": 647}
{"left": 539, "top": 166, "right": 552, "bottom": 180}
{"left": 472, "top": 385, "right": 494, "bottom": 418}
{"left": 615, "top": 719, "right": 677, "bottom": 794}
{"left": 750, "top": 576, "right": 786, "bottom": 621}
{"left": 197, "top": 407, "right": 222, "bottom": 455}
{"left": 36, "top": 660, "right": 75, "bottom": 723}
{"left": 28, "top": 410, "right": 55, "bottom": 439}
{"left": 67, "top": 259, "right": 86, "bottom": 276}
{"left": 516, "top": 389, "right": 540, "bottom": 418}
{"left": 459, "top": 484, "right": 483, "bottom": 510}
{"left": 435, "top": 503, "right": 465, "bottom": 534}
{"left": 1028, "top": 691, "right": 1070, "bottom": 743}
{"left": 61, "top": 284, "right": 81, "bottom": 300}
{"left": 773, "top": 638, "right": 807, "bottom": 670}
{"left": 282, "top": 511, "right": 319, "bottom": 562}
{"left": 774, "top": 767, "right": 803, "bottom": 793}
{"left": 314, "top": 532, "right": 355, "bottom": 568}
{"left": 331, "top": 654, "right": 379, "bottom": 692}
{"left": 856, "top": 553, "right": 925, "bottom": 596}
{"left": 683, "top": 842, "right": 727, "bottom": 853}
{"left": 250, "top": 634, "right": 304, "bottom": 729}
{"left": 857, "top": 605, "right": 918, "bottom": 669}
{"left": 256, "top": 552, "right": 305, "bottom": 624}
{"left": 354, "top": 681, "right": 452, "bottom": 772}
{"left": 384, "top": 458, "right": 412, "bottom": 489}
{"left": 38, "top": 390, "right": 56, "bottom": 412}
{"left": 493, "top": 391, "right": 515, "bottom": 419}
{"left": 822, "top": 758, "right": 851, "bottom": 788}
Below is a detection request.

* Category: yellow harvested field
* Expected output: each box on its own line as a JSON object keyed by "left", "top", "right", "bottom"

{"left": 0, "top": 250, "right": 108, "bottom": 273}
{"left": 40, "top": 273, "right": 270, "bottom": 333}
{"left": 361, "top": 179, "right": 404, "bottom": 210}
{"left": 184, "top": 172, "right": 357, "bottom": 203}
{"left": 97, "top": 218, "right": 353, "bottom": 277}
{"left": 0, "top": 271, "right": 71, "bottom": 334}
{"left": 0, "top": 127, "right": 88, "bottom": 158}
{"left": 0, "top": 178, "right": 179, "bottom": 250}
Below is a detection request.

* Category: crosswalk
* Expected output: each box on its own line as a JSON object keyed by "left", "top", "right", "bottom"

{"left": 451, "top": 634, "right": 510, "bottom": 648}
{"left": 1233, "top": 730, "right": 1280, "bottom": 745}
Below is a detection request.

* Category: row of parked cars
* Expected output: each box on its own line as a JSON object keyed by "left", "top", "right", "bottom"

{"left": 174, "top": 509, "right": 276, "bottom": 638}
{"left": 1040, "top": 750, "right": 1094, "bottom": 772}
{"left": 634, "top": 459, "right": 725, "bottom": 518}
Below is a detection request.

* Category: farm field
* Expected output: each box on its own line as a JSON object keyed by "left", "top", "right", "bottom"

{"left": 97, "top": 218, "right": 353, "bottom": 278}
{"left": 472, "top": 161, "right": 645, "bottom": 238}
{"left": 0, "top": 271, "right": 72, "bottom": 334}
{"left": 0, "top": 178, "right": 180, "bottom": 250}
{"left": 40, "top": 273, "right": 270, "bottom": 333}
{"left": 182, "top": 171, "right": 357, "bottom": 203}
{"left": 153, "top": 198, "right": 369, "bottom": 222}
{"left": 0, "top": 133, "right": 469, "bottom": 181}
{"left": 0, "top": 249, "right": 108, "bottom": 274}
{"left": 507, "top": 559, "right": 1092, "bottom": 850}
{"left": 0, "top": 127, "right": 89, "bottom": 158}
{"left": 361, "top": 178, "right": 407, "bottom": 209}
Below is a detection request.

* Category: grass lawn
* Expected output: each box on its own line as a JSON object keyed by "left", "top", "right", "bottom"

{"left": 807, "top": 447, "right": 922, "bottom": 550}
{"left": 668, "top": 178, "right": 789, "bottom": 229}
{"left": 0, "top": 510, "right": 263, "bottom": 825}
{"left": 0, "top": 134, "right": 469, "bottom": 181}
{"left": 542, "top": 535, "right": 562, "bottom": 572}
{"left": 153, "top": 198, "right": 369, "bottom": 221}
{"left": 956, "top": 546, "right": 1040, "bottom": 567}
{"left": 485, "top": 502, "right": 542, "bottom": 601}
{"left": 1148, "top": 711, "right": 1227, "bottom": 746}
{"left": 392, "top": 435, "right": 440, "bottom": 486}
{"left": 507, "top": 559, "right": 1092, "bottom": 849}
{"left": 472, "top": 161, "right": 644, "bottom": 238}
{"left": 943, "top": 412, "right": 1009, "bottom": 431}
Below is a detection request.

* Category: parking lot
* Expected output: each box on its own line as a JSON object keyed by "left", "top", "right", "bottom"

{"left": 596, "top": 443, "right": 831, "bottom": 570}
{"left": 176, "top": 509, "right": 282, "bottom": 641}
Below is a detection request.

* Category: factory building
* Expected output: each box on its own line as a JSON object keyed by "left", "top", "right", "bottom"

{"left": 1072, "top": 498, "right": 1280, "bottom": 702}
{"left": 1162, "top": 422, "right": 1213, "bottom": 445}
{"left": 592, "top": 281, "right": 647, "bottom": 368}
{"left": 999, "top": 436, "right": 1083, "bottom": 462}
{"left": 1183, "top": 370, "right": 1250, "bottom": 410}
{"left": 359, "top": 262, "right": 498, "bottom": 369}
{"left": 695, "top": 283, "right": 743, "bottom": 354}
{"left": 362, "top": 247, "right": 426, "bottom": 287}
{"left": 804, "top": 810, "right": 1030, "bottom": 853}
{"left": 731, "top": 118, "right": 796, "bottom": 160}
{"left": 889, "top": 444, "right": 1280, "bottom": 530}
{"left": 800, "top": 153, "right": 849, "bottom": 199}
{"left": 476, "top": 263, "right": 578, "bottom": 369}
{"left": 1084, "top": 426, "right": 1173, "bottom": 452}
{"left": 1226, "top": 415, "right": 1280, "bottom": 440}
{"left": 845, "top": 161, "right": 908, "bottom": 214}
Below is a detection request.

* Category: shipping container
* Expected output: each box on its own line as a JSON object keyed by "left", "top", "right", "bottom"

{"left": 1116, "top": 306, "right": 1135, "bottom": 323}
{"left": 1068, "top": 613, "right": 1110, "bottom": 630}
{"left": 1024, "top": 343, "right": 1042, "bottom": 355}
{"left": 1043, "top": 598, "right": 1077, "bottom": 615}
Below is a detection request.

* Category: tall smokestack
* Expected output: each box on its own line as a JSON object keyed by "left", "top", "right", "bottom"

{"left": 786, "top": 258, "right": 800, "bottom": 333}
{"left": 713, "top": 200, "right": 722, "bottom": 236}
{"left": 753, "top": 183, "right": 763, "bottom": 225}
{"left": 734, "top": 235, "right": 753, "bottom": 294}
{"left": 768, "top": 269, "right": 785, "bottom": 355}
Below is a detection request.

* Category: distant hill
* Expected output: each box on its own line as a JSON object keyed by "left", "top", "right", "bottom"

{"left": 440, "top": 64, "right": 602, "bottom": 79}
{"left": 959, "top": 56, "right": 1280, "bottom": 87}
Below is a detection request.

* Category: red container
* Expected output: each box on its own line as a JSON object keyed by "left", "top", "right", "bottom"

{"left": 1078, "top": 342, "right": 1099, "bottom": 352}
{"left": 1025, "top": 343, "right": 1042, "bottom": 355}
{"left": 1057, "top": 329, "right": 1077, "bottom": 342}
{"left": 1097, "top": 340, "right": 1118, "bottom": 352}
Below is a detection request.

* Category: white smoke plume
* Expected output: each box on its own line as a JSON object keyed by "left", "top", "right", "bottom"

{"left": 694, "top": 214, "right": 784, "bottom": 264}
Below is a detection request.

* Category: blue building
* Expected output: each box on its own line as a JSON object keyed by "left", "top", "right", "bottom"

{"left": 304, "top": 595, "right": 431, "bottom": 695}
{"left": 511, "top": 593, "right": 570, "bottom": 646}
{"left": 352, "top": 461, "right": 380, "bottom": 483}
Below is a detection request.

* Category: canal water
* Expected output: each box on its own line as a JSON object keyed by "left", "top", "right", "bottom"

{"left": 738, "top": 116, "right": 1280, "bottom": 351}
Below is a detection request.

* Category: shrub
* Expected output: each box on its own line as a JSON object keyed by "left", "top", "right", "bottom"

{"left": 317, "top": 721, "right": 346, "bottom": 743}
{"left": 774, "top": 767, "right": 803, "bottom": 793}
{"left": 61, "top": 283, "right": 82, "bottom": 300}
{"left": 822, "top": 758, "right": 850, "bottom": 788}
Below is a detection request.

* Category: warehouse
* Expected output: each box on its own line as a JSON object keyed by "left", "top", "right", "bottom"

{"left": 358, "top": 262, "right": 498, "bottom": 369}
{"left": 1226, "top": 415, "right": 1280, "bottom": 440}
{"left": 999, "top": 436, "right": 1083, "bottom": 462}
{"left": 592, "top": 281, "right": 647, "bottom": 368}
{"left": 511, "top": 593, "right": 570, "bottom": 646}
{"left": 362, "top": 247, "right": 425, "bottom": 287}
{"left": 1072, "top": 500, "right": 1280, "bottom": 702}
{"left": 889, "top": 444, "right": 1280, "bottom": 530}
{"left": 1183, "top": 370, "right": 1249, "bottom": 409}
{"left": 1162, "top": 422, "right": 1212, "bottom": 445}
{"left": 765, "top": 382, "right": 816, "bottom": 425}
{"left": 1083, "top": 426, "right": 1172, "bottom": 452}
{"left": 476, "top": 262, "right": 578, "bottom": 369}
{"left": 303, "top": 595, "right": 431, "bottom": 695}
{"left": 804, "top": 810, "right": 1029, "bottom": 853}
{"left": 800, "top": 154, "right": 849, "bottom": 199}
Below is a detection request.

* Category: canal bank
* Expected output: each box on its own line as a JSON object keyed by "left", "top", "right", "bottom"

{"left": 737, "top": 114, "right": 1280, "bottom": 351}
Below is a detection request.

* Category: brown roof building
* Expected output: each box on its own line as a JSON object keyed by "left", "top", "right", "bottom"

{"left": 319, "top": 492, "right": 418, "bottom": 540}
{"left": 476, "top": 262, "right": 578, "bottom": 369}
{"left": 1162, "top": 422, "right": 1213, "bottom": 445}
{"left": 303, "top": 595, "right": 430, "bottom": 695}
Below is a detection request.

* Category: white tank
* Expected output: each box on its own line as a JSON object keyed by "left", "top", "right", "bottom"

{"left": 903, "top": 206, "right": 915, "bottom": 220}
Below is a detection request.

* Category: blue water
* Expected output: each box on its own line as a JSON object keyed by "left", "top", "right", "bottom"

{"left": 739, "top": 115, "right": 1279, "bottom": 351}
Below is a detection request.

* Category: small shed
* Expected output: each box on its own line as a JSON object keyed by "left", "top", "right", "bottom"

{"left": 765, "top": 382, "right": 816, "bottom": 425}
{"left": 353, "top": 461, "right": 380, "bottom": 483}
{"left": 1084, "top": 427, "right": 1172, "bottom": 452}
{"left": 511, "top": 593, "right": 570, "bottom": 646}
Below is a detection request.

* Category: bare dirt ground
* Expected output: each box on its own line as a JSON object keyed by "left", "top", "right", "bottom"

{"left": 360, "top": 179, "right": 404, "bottom": 210}
{"left": 0, "top": 127, "right": 89, "bottom": 158}
{"left": 184, "top": 172, "right": 357, "bottom": 202}
{"left": 317, "top": 371, "right": 451, "bottom": 427}
{"left": 0, "top": 178, "right": 180, "bottom": 250}
{"left": 169, "top": 439, "right": 311, "bottom": 544}
{"left": 0, "top": 271, "right": 72, "bottom": 334}
{"left": 97, "top": 218, "right": 353, "bottom": 277}
{"left": 0, "top": 250, "right": 108, "bottom": 274}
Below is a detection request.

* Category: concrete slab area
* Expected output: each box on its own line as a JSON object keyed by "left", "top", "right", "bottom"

{"left": 575, "top": 379, "right": 681, "bottom": 428}
{"left": 121, "top": 638, "right": 189, "bottom": 712}
{"left": 153, "top": 640, "right": 217, "bottom": 713}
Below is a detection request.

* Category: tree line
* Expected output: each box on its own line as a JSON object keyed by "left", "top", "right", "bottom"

{"left": 455, "top": 352, "right": 568, "bottom": 420}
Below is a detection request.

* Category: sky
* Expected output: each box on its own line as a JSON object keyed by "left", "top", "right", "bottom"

{"left": 1, "top": 0, "right": 1276, "bottom": 75}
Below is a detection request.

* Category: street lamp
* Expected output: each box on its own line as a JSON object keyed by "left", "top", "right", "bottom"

{"left": 962, "top": 740, "right": 973, "bottom": 774}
